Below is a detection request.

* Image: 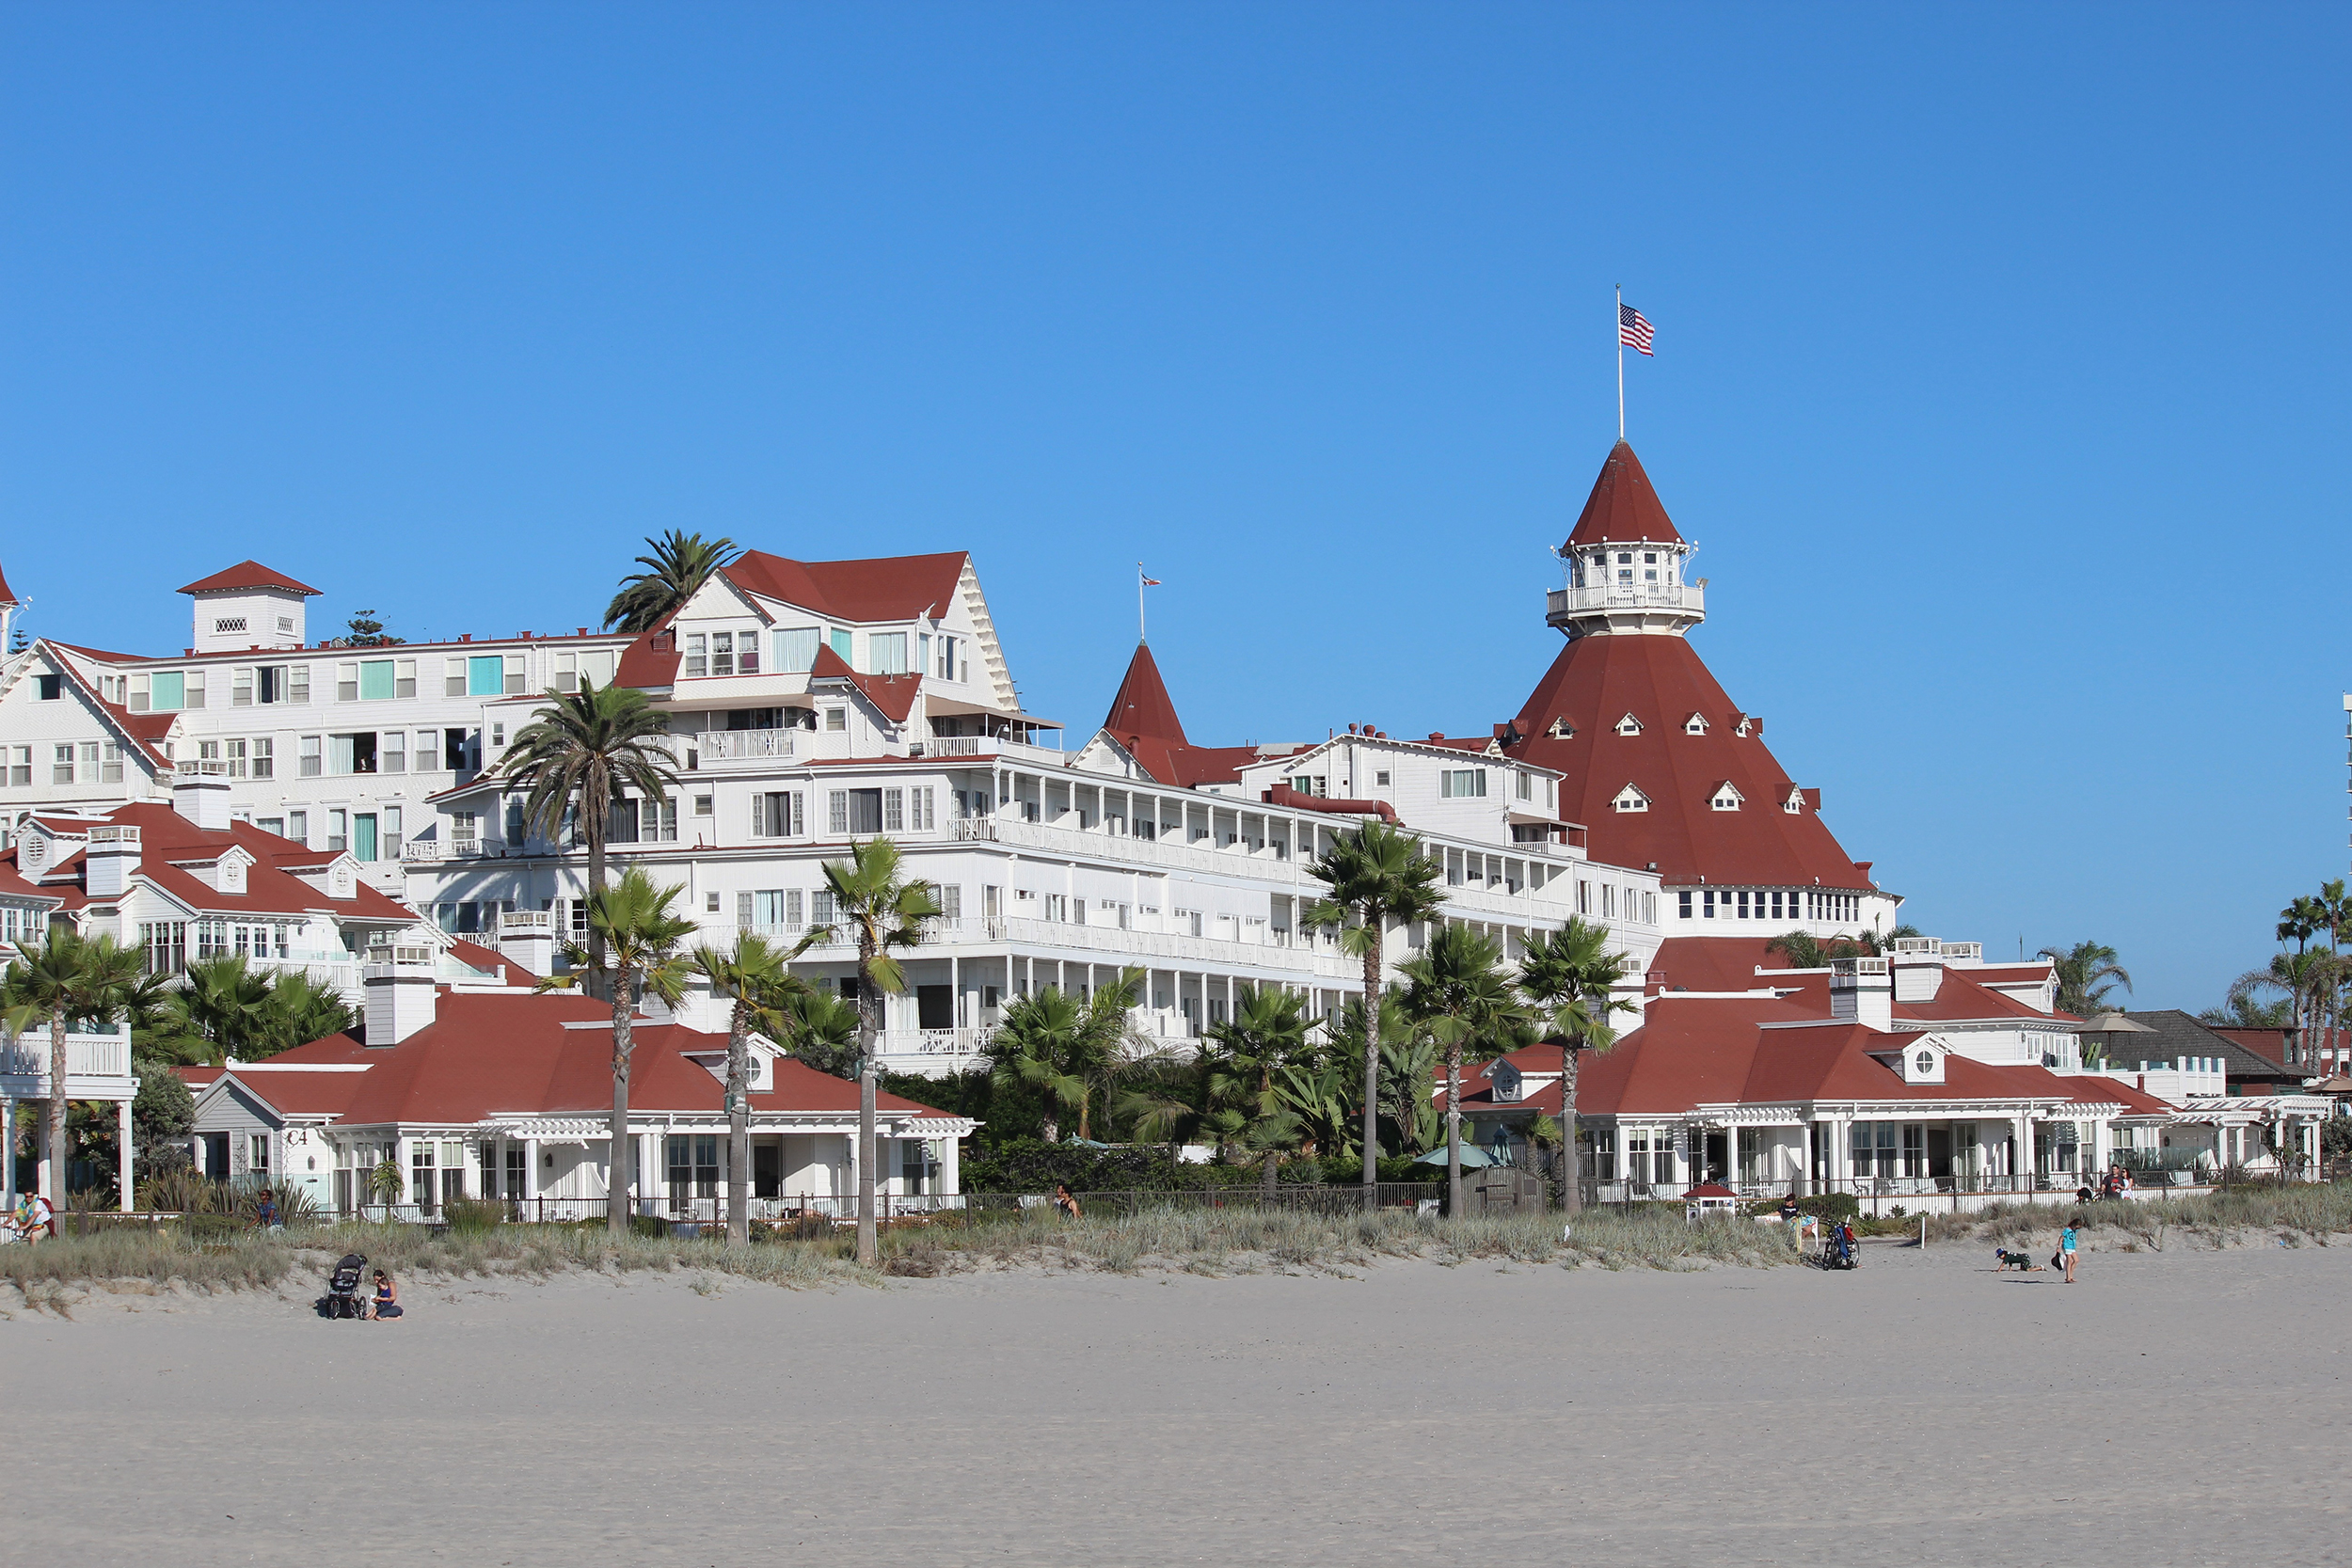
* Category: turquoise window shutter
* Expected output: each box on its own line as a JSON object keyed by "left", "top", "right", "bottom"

{"left": 359, "top": 660, "right": 396, "bottom": 701}
{"left": 828, "top": 628, "right": 853, "bottom": 664}
{"left": 468, "top": 656, "right": 504, "bottom": 696}
{"left": 151, "top": 672, "right": 185, "bottom": 711}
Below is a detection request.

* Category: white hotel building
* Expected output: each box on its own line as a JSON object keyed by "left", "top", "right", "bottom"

{"left": 0, "top": 543, "right": 1674, "bottom": 1072}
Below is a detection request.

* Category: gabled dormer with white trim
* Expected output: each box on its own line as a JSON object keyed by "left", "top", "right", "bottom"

{"left": 1683, "top": 712, "right": 1709, "bottom": 736}
{"left": 1611, "top": 783, "right": 1650, "bottom": 814}
{"left": 1614, "top": 713, "right": 1643, "bottom": 736}
{"left": 1708, "top": 781, "right": 1743, "bottom": 812}
{"left": 167, "top": 842, "right": 258, "bottom": 895}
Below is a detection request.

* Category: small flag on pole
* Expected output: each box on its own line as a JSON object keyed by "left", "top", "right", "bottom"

{"left": 1618, "top": 302, "right": 1655, "bottom": 356}
{"left": 1139, "top": 574, "right": 1162, "bottom": 587}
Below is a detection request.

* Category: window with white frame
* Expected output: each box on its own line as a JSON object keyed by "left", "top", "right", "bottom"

{"left": 1440, "top": 768, "right": 1486, "bottom": 799}
{"left": 771, "top": 627, "right": 819, "bottom": 672}
{"left": 1611, "top": 783, "right": 1649, "bottom": 813}
{"left": 868, "top": 632, "right": 909, "bottom": 675}
{"left": 1709, "top": 782, "right": 1743, "bottom": 811}
{"left": 1614, "top": 713, "right": 1642, "bottom": 736}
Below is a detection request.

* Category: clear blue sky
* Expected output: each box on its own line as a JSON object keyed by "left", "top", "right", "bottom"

{"left": 6, "top": 5, "right": 2346, "bottom": 1011}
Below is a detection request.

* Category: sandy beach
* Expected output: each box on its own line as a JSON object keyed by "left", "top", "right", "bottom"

{"left": 8, "top": 1237, "right": 2348, "bottom": 1567}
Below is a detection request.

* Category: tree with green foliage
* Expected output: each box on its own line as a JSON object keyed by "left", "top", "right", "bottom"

{"left": 603, "top": 530, "right": 743, "bottom": 634}
{"left": 691, "top": 929, "right": 826, "bottom": 1245}
{"left": 535, "top": 866, "right": 695, "bottom": 1235}
{"left": 776, "top": 988, "right": 863, "bottom": 1077}
{"left": 985, "top": 974, "right": 1148, "bottom": 1148}
{"left": 501, "top": 679, "right": 681, "bottom": 987}
{"left": 1304, "top": 819, "right": 1449, "bottom": 1201}
{"left": 2227, "top": 949, "right": 2345, "bottom": 1069}
{"left": 822, "top": 837, "right": 944, "bottom": 1267}
{"left": 1518, "top": 916, "right": 1632, "bottom": 1213}
{"left": 3, "top": 930, "right": 145, "bottom": 1205}
{"left": 1400, "top": 922, "right": 1527, "bottom": 1216}
{"left": 2038, "top": 940, "right": 2133, "bottom": 1018}
{"left": 1199, "top": 986, "right": 1315, "bottom": 1196}
{"left": 336, "top": 610, "right": 403, "bottom": 648}
{"left": 131, "top": 1068, "right": 196, "bottom": 1179}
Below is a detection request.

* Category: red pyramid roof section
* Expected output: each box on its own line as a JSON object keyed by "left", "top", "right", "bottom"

{"left": 1565, "top": 441, "right": 1684, "bottom": 549}
{"left": 723, "top": 550, "right": 969, "bottom": 625}
{"left": 809, "top": 642, "right": 921, "bottom": 723}
{"left": 177, "top": 561, "right": 323, "bottom": 597}
{"left": 0, "top": 560, "right": 18, "bottom": 606}
{"left": 1506, "top": 633, "right": 1873, "bottom": 890}
{"left": 1103, "top": 642, "right": 1187, "bottom": 746}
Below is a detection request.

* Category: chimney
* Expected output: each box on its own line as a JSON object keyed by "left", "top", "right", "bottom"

{"left": 171, "top": 763, "right": 232, "bottom": 831}
{"left": 363, "top": 943, "right": 438, "bottom": 1046}
{"left": 495, "top": 908, "right": 556, "bottom": 977}
{"left": 1830, "top": 958, "right": 1893, "bottom": 1032}
{"left": 85, "top": 824, "right": 142, "bottom": 898}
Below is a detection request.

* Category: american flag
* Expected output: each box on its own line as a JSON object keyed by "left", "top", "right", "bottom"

{"left": 1619, "top": 302, "right": 1655, "bottom": 356}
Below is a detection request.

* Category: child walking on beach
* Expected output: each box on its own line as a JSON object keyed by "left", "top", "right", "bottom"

{"left": 2059, "top": 1223, "right": 2079, "bottom": 1284}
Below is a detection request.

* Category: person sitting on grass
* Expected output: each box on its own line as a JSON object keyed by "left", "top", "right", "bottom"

{"left": 254, "top": 1191, "right": 282, "bottom": 1232}
{"left": 366, "top": 1269, "right": 403, "bottom": 1320}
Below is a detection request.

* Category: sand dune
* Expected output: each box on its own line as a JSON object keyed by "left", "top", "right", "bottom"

{"left": 7, "top": 1238, "right": 2346, "bottom": 1566}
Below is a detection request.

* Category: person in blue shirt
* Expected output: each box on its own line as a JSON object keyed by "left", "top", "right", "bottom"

{"left": 2058, "top": 1223, "right": 2079, "bottom": 1284}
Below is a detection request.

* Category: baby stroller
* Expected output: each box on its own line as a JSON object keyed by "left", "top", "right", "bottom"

{"left": 1820, "top": 1221, "right": 1859, "bottom": 1271}
{"left": 322, "top": 1252, "right": 369, "bottom": 1318}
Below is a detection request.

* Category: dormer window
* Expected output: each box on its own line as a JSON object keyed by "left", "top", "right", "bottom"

{"left": 1783, "top": 786, "right": 1805, "bottom": 815}
{"left": 1548, "top": 718, "right": 1573, "bottom": 739}
{"left": 1914, "top": 1050, "right": 1934, "bottom": 1075}
{"left": 1708, "top": 782, "right": 1743, "bottom": 811}
{"left": 1611, "top": 783, "right": 1649, "bottom": 813}
{"left": 1736, "top": 717, "right": 1754, "bottom": 737}
{"left": 1614, "top": 714, "right": 1643, "bottom": 736}
{"left": 1683, "top": 713, "right": 1708, "bottom": 736}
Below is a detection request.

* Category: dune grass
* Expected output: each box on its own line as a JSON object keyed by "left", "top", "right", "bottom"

{"left": 1926, "top": 1181, "right": 2352, "bottom": 1251}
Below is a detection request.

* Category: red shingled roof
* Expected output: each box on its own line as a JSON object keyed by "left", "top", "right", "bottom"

{"left": 22, "top": 800, "right": 417, "bottom": 924}
{"left": 215, "top": 1066, "right": 370, "bottom": 1118}
{"left": 1104, "top": 642, "right": 1187, "bottom": 745}
{"left": 1506, "top": 630, "right": 1873, "bottom": 890}
{"left": 0, "top": 560, "right": 17, "bottom": 606}
{"left": 177, "top": 561, "right": 323, "bottom": 596}
{"left": 1094, "top": 641, "right": 1256, "bottom": 787}
{"left": 723, "top": 550, "right": 969, "bottom": 626}
{"left": 809, "top": 643, "right": 921, "bottom": 723}
{"left": 1565, "top": 441, "right": 1685, "bottom": 548}
{"left": 332, "top": 991, "right": 964, "bottom": 1125}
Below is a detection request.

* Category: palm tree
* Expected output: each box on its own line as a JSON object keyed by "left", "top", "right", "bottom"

{"left": 776, "top": 989, "right": 863, "bottom": 1077}
{"left": 1400, "top": 923, "right": 1527, "bottom": 1217}
{"left": 253, "top": 969, "right": 357, "bottom": 1056}
{"left": 2228, "top": 950, "right": 2345, "bottom": 1069}
{"left": 690, "top": 929, "right": 826, "bottom": 1245}
{"left": 502, "top": 679, "right": 681, "bottom": 986}
{"left": 985, "top": 974, "right": 1148, "bottom": 1145}
{"left": 1202, "top": 987, "right": 1313, "bottom": 1196}
{"left": 2039, "top": 940, "right": 2133, "bottom": 1018}
{"left": 1518, "top": 916, "right": 1633, "bottom": 1214}
{"left": 3, "top": 930, "right": 144, "bottom": 1206}
{"left": 602, "top": 530, "right": 742, "bottom": 634}
{"left": 1304, "top": 820, "right": 1449, "bottom": 1202}
{"left": 167, "top": 954, "right": 275, "bottom": 1064}
{"left": 821, "top": 838, "right": 944, "bottom": 1267}
{"left": 2279, "top": 895, "right": 2328, "bottom": 954}
{"left": 535, "top": 866, "right": 696, "bottom": 1235}
{"left": 1373, "top": 1017, "right": 1439, "bottom": 1159}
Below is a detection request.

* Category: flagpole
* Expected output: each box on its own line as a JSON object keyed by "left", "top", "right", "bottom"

{"left": 1137, "top": 563, "right": 1147, "bottom": 642}
{"left": 1615, "top": 284, "right": 1625, "bottom": 442}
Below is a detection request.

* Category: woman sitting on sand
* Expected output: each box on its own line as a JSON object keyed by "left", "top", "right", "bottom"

{"left": 366, "top": 1269, "right": 403, "bottom": 1320}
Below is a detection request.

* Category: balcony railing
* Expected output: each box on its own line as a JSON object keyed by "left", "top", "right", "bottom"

{"left": 402, "top": 838, "right": 508, "bottom": 863}
{"left": 695, "top": 729, "right": 798, "bottom": 763}
{"left": 1547, "top": 581, "right": 1705, "bottom": 622}
{"left": 0, "top": 1029, "right": 133, "bottom": 1083}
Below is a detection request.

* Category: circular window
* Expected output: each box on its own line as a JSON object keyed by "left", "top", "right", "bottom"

{"left": 1915, "top": 1051, "right": 1934, "bottom": 1074}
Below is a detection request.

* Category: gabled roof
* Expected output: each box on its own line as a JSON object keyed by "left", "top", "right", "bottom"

{"left": 2117, "top": 1011, "right": 2304, "bottom": 1085}
{"left": 1103, "top": 642, "right": 1187, "bottom": 746}
{"left": 808, "top": 643, "right": 920, "bottom": 723}
{"left": 177, "top": 561, "right": 323, "bottom": 596}
{"left": 330, "top": 992, "right": 966, "bottom": 1126}
{"left": 1565, "top": 441, "right": 1685, "bottom": 548}
{"left": 1506, "top": 630, "right": 1874, "bottom": 890}
{"left": 17, "top": 801, "right": 416, "bottom": 923}
{"left": 723, "top": 550, "right": 970, "bottom": 626}
{"left": 0, "top": 560, "right": 17, "bottom": 606}
{"left": 213, "top": 1066, "right": 370, "bottom": 1118}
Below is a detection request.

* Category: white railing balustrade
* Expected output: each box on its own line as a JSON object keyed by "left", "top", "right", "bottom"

{"left": 695, "top": 729, "right": 798, "bottom": 763}
{"left": 0, "top": 1029, "right": 134, "bottom": 1082}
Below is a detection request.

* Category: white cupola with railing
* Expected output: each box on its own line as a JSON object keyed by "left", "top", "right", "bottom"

{"left": 1545, "top": 440, "right": 1708, "bottom": 640}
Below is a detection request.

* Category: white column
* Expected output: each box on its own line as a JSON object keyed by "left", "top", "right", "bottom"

{"left": 940, "top": 1132, "right": 961, "bottom": 1196}
{"left": 1, "top": 1096, "right": 14, "bottom": 1217}
{"left": 117, "top": 1099, "right": 135, "bottom": 1212}
{"left": 522, "top": 1137, "right": 539, "bottom": 1205}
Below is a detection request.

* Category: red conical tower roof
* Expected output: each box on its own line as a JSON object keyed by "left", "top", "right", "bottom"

{"left": 1103, "top": 641, "right": 1187, "bottom": 744}
{"left": 0, "top": 560, "right": 18, "bottom": 607}
{"left": 1565, "top": 440, "right": 1684, "bottom": 548}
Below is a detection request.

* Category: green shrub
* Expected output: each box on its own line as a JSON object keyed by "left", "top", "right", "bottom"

{"left": 1791, "top": 1193, "right": 1860, "bottom": 1221}
{"left": 440, "top": 1197, "right": 504, "bottom": 1233}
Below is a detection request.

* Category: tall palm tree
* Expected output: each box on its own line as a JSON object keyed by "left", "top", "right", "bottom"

{"left": 502, "top": 679, "right": 681, "bottom": 987}
{"left": 602, "top": 530, "right": 743, "bottom": 634}
{"left": 821, "top": 838, "right": 943, "bottom": 1267}
{"left": 1304, "top": 819, "right": 1449, "bottom": 1203}
{"left": 1400, "top": 922, "right": 1527, "bottom": 1217}
{"left": 2039, "top": 940, "right": 2133, "bottom": 1018}
{"left": 535, "top": 866, "right": 696, "bottom": 1235}
{"left": 2279, "top": 895, "right": 2328, "bottom": 954}
{"left": 690, "top": 929, "right": 826, "bottom": 1245}
{"left": 1518, "top": 916, "right": 1633, "bottom": 1214}
{"left": 1202, "top": 986, "right": 1313, "bottom": 1197}
{"left": 3, "top": 930, "right": 143, "bottom": 1206}
{"left": 1372, "top": 1015, "right": 1439, "bottom": 1158}
{"left": 253, "top": 969, "right": 357, "bottom": 1056}
{"left": 2228, "top": 950, "right": 2345, "bottom": 1069}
